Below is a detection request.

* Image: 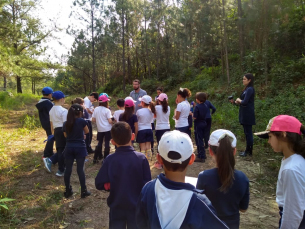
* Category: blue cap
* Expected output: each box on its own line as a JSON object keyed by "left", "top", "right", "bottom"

{"left": 52, "top": 91, "right": 67, "bottom": 100}
{"left": 42, "top": 87, "right": 53, "bottom": 95}
{"left": 99, "top": 93, "right": 110, "bottom": 98}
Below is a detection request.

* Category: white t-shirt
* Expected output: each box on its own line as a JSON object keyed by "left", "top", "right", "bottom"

{"left": 49, "top": 105, "right": 68, "bottom": 129}
{"left": 92, "top": 106, "right": 112, "bottom": 132}
{"left": 175, "top": 101, "right": 190, "bottom": 128}
{"left": 84, "top": 97, "right": 94, "bottom": 120}
{"left": 155, "top": 105, "right": 170, "bottom": 130}
{"left": 136, "top": 108, "right": 154, "bottom": 131}
{"left": 276, "top": 154, "right": 305, "bottom": 229}
{"left": 113, "top": 109, "right": 124, "bottom": 122}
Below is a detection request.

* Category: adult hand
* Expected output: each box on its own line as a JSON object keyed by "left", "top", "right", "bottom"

{"left": 235, "top": 98, "right": 242, "bottom": 104}
{"left": 229, "top": 99, "right": 234, "bottom": 104}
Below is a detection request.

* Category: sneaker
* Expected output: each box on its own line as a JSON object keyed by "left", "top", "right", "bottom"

{"left": 81, "top": 189, "right": 91, "bottom": 198}
{"left": 55, "top": 170, "right": 64, "bottom": 177}
{"left": 154, "top": 161, "right": 163, "bottom": 170}
{"left": 43, "top": 158, "right": 52, "bottom": 173}
{"left": 194, "top": 157, "right": 205, "bottom": 163}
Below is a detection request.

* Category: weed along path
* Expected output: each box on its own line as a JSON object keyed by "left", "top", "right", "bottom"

{"left": 0, "top": 103, "right": 279, "bottom": 229}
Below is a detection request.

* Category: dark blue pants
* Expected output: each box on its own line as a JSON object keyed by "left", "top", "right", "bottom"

{"left": 43, "top": 127, "right": 54, "bottom": 158}
{"left": 156, "top": 129, "right": 170, "bottom": 145}
{"left": 195, "top": 122, "right": 207, "bottom": 159}
{"left": 94, "top": 131, "right": 111, "bottom": 160}
{"left": 279, "top": 207, "right": 305, "bottom": 228}
{"left": 64, "top": 156, "right": 86, "bottom": 190}
{"left": 85, "top": 120, "right": 93, "bottom": 152}
{"left": 50, "top": 127, "right": 66, "bottom": 172}
{"left": 151, "top": 123, "right": 155, "bottom": 150}
{"left": 203, "top": 118, "right": 212, "bottom": 148}
{"left": 243, "top": 125, "right": 253, "bottom": 149}
{"left": 109, "top": 208, "right": 137, "bottom": 229}
{"left": 176, "top": 126, "right": 191, "bottom": 138}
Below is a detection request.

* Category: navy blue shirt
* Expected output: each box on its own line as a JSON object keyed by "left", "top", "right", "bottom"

{"left": 239, "top": 86, "right": 255, "bottom": 125}
{"left": 205, "top": 100, "right": 216, "bottom": 119}
{"left": 62, "top": 118, "right": 87, "bottom": 148}
{"left": 95, "top": 146, "right": 151, "bottom": 210}
{"left": 196, "top": 168, "right": 250, "bottom": 229}
{"left": 119, "top": 114, "right": 138, "bottom": 133}
{"left": 36, "top": 98, "right": 53, "bottom": 130}
{"left": 193, "top": 102, "right": 209, "bottom": 124}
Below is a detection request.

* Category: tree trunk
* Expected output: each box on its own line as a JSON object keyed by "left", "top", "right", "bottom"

{"left": 16, "top": 76, "right": 22, "bottom": 93}
{"left": 122, "top": 6, "right": 126, "bottom": 94}
{"left": 91, "top": 4, "right": 97, "bottom": 91}
{"left": 222, "top": 0, "right": 230, "bottom": 84}
{"left": 237, "top": 0, "right": 244, "bottom": 70}
{"left": 144, "top": 1, "right": 151, "bottom": 78}
{"left": 156, "top": 0, "right": 161, "bottom": 79}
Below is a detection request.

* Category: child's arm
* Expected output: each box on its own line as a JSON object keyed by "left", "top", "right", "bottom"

{"left": 50, "top": 121, "right": 54, "bottom": 135}
{"left": 95, "top": 159, "right": 110, "bottom": 191}
{"left": 239, "top": 178, "right": 250, "bottom": 213}
{"left": 134, "top": 122, "right": 138, "bottom": 139}
{"left": 135, "top": 191, "right": 150, "bottom": 229}
{"left": 83, "top": 125, "right": 89, "bottom": 135}
{"left": 193, "top": 106, "right": 199, "bottom": 120}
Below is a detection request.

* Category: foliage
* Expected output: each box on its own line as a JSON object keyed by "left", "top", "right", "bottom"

{"left": 0, "top": 197, "right": 14, "bottom": 210}
{"left": 0, "top": 92, "right": 40, "bottom": 110}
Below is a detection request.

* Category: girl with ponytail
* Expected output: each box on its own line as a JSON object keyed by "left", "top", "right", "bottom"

{"left": 196, "top": 129, "right": 250, "bottom": 229}
{"left": 254, "top": 115, "right": 305, "bottom": 228}
{"left": 63, "top": 104, "right": 91, "bottom": 199}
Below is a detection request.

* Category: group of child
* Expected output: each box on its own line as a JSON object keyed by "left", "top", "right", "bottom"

{"left": 36, "top": 85, "right": 305, "bottom": 229}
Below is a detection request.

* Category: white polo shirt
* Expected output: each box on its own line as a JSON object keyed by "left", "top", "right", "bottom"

{"left": 175, "top": 101, "right": 190, "bottom": 128}
{"left": 84, "top": 96, "right": 94, "bottom": 120}
{"left": 137, "top": 108, "right": 154, "bottom": 131}
{"left": 155, "top": 105, "right": 170, "bottom": 130}
{"left": 49, "top": 105, "right": 68, "bottom": 129}
{"left": 92, "top": 106, "right": 112, "bottom": 132}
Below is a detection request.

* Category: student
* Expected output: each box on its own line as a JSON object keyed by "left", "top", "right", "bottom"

{"left": 92, "top": 95, "right": 113, "bottom": 163}
{"left": 95, "top": 122, "right": 151, "bottom": 229}
{"left": 36, "top": 87, "right": 54, "bottom": 158}
{"left": 113, "top": 99, "right": 125, "bottom": 122}
{"left": 193, "top": 92, "right": 209, "bottom": 163}
{"left": 62, "top": 104, "right": 91, "bottom": 198}
{"left": 254, "top": 115, "right": 305, "bottom": 229}
{"left": 174, "top": 88, "right": 192, "bottom": 137}
{"left": 136, "top": 95, "right": 155, "bottom": 161}
{"left": 136, "top": 130, "right": 229, "bottom": 229}
{"left": 204, "top": 96, "right": 216, "bottom": 149}
{"left": 83, "top": 92, "right": 99, "bottom": 154}
{"left": 155, "top": 87, "right": 163, "bottom": 101}
{"left": 43, "top": 91, "right": 68, "bottom": 177}
{"left": 72, "top": 97, "right": 89, "bottom": 120}
{"left": 196, "top": 129, "right": 249, "bottom": 229}
{"left": 119, "top": 99, "right": 138, "bottom": 142}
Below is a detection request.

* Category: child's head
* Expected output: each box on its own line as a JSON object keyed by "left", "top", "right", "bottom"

{"left": 111, "top": 122, "right": 134, "bottom": 146}
{"left": 52, "top": 91, "right": 66, "bottom": 105}
{"left": 208, "top": 129, "right": 237, "bottom": 192}
{"left": 99, "top": 95, "right": 110, "bottom": 108}
{"left": 157, "top": 93, "right": 168, "bottom": 114}
{"left": 121, "top": 99, "right": 135, "bottom": 121}
{"left": 140, "top": 95, "right": 156, "bottom": 114}
{"left": 177, "top": 88, "right": 191, "bottom": 102}
{"left": 66, "top": 104, "right": 84, "bottom": 134}
{"left": 89, "top": 92, "right": 99, "bottom": 102}
{"left": 156, "top": 87, "right": 163, "bottom": 96}
{"left": 42, "top": 87, "right": 53, "bottom": 98}
{"left": 72, "top": 97, "right": 84, "bottom": 105}
{"left": 116, "top": 98, "right": 125, "bottom": 108}
{"left": 195, "top": 92, "right": 207, "bottom": 104}
{"left": 157, "top": 130, "right": 195, "bottom": 172}
{"left": 255, "top": 115, "right": 305, "bottom": 157}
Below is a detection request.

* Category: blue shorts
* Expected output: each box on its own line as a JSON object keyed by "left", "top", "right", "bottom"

{"left": 137, "top": 129, "right": 154, "bottom": 143}
{"left": 64, "top": 147, "right": 88, "bottom": 159}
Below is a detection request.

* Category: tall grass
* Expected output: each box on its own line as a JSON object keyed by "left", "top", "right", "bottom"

{"left": 0, "top": 92, "right": 40, "bottom": 110}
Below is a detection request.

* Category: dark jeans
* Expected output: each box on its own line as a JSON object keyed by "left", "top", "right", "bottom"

{"left": 151, "top": 123, "right": 155, "bottom": 150}
{"left": 43, "top": 127, "right": 54, "bottom": 158}
{"left": 176, "top": 126, "right": 191, "bottom": 138}
{"left": 64, "top": 156, "right": 86, "bottom": 190}
{"left": 109, "top": 208, "right": 137, "bottom": 229}
{"left": 85, "top": 120, "right": 93, "bottom": 151}
{"left": 94, "top": 131, "right": 111, "bottom": 160}
{"left": 156, "top": 129, "right": 170, "bottom": 145}
{"left": 195, "top": 122, "right": 207, "bottom": 159}
{"left": 279, "top": 207, "right": 305, "bottom": 228}
{"left": 50, "top": 127, "right": 66, "bottom": 172}
{"left": 243, "top": 125, "right": 253, "bottom": 149}
{"left": 204, "top": 118, "right": 212, "bottom": 147}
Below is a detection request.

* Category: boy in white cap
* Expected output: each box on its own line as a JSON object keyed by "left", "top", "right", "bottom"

{"left": 136, "top": 130, "right": 229, "bottom": 229}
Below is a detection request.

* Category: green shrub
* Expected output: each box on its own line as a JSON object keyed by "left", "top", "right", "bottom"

{"left": 20, "top": 114, "right": 41, "bottom": 129}
{"left": 0, "top": 92, "right": 40, "bottom": 110}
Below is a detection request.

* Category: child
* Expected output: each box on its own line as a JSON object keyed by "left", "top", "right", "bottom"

{"left": 196, "top": 129, "right": 249, "bottom": 229}
{"left": 136, "top": 95, "right": 155, "bottom": 161}
{"left": 92, "top": 95, "right": 113, "bottom": 163}
{"left": 36, "top": 87, "right": 54, "bottom": 158}
{"left": 113, "top": 99, "right": 125, "bottom": 122}
{"left": 72, "top": 97, "right": 89, "bottom": 121}
{"left": 95, "top": 122, "right": 151, "bottom": 229}
{"left": 204, "top": 96, "right": 216, "bottom": 149}
{"left": 193, "top": 92, "right": 209, "bottom": 163}
{"left": 119, "top": 99, "right": 138, "bottom": 142}
{"left": 62, "top": 104, "right": 91, "bottom": 198}
{"left": 83, "top": 92, "right": 99, "bottom": 154}
{"left": 254, "top": 115, "right": 305, "bottom": 228}
{"left": 43, "top": 91, "right": 68, "bottom": 177}
{"left": 136, "top": 130, "right": 229, "bottom": 228}
{"left": 174, "top": 88, "right": 192, "bottom": 137}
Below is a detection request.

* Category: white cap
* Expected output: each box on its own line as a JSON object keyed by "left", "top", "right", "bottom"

{"left": 208, "top": 129, "right": 237, "bottom": 148}
{"left": 124, "top": 96, "right": 136, "bottom": 102}
{"left": 158, "top": 130, "right": 193, "bottom": 164}
{"left": 139, "top": 95, "right": 152, "bottom": 104}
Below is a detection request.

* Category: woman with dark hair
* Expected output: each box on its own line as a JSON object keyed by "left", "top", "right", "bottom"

{"left": 234, "top": 73, "right": 256, "bottom": 157}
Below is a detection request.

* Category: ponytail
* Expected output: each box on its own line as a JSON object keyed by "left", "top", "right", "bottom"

{"left": 149, "top": 102, "right": 156, "bottom": 115}
{"left": 177, "top": 88, "right": 191, "bottom": 99}
{"left": 210, "top": 136, "right": 235, "bottom": 192}
{"left": 160, "top": 99, "right": 168, "bottom": 113}
{"left": 65, "top": 104, "right": 83, "bottom": 134}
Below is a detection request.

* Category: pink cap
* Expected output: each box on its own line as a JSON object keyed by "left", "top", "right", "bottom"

{"left": 255, "top": 115, "right": 302, "bottom": 138}
{"left": 99, "top": 95, "right": 110, "bottom": 102}
{"left": 157, "top": 93, "right": 168, "bottom": 101}
{"left": 125, "top": 99, "right": 134, "bottom": 107}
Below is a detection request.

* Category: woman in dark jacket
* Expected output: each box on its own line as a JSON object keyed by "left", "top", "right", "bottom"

{"left": 235, "top": 73, "right": 255, "bottom": 156}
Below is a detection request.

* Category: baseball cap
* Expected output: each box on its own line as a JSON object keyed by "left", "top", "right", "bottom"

{"left": 254, "top": 115, "right": 302, "bottom": 139}
{"left": 157, "top": 93, "right": 168, "bottom": 101}
{"left": 209, "top": 129, "right": 237, "bottom": 148}
{"left": 52, "top": 91, "right": 67, "bottom": 100}
{"left": 139, "top": 95, "right": 152, "bottom": 104}
{"left": 42, "top": 87, "right": 53, "bottom": 95}
{"left": 158, "top": 130, "right": 193, "bottom": 164}
{"left": 125, "top": 99, "right": 134, "bottom": 107}
{"left": 71, "top": 104, "right": 83, "bottom": 112}
{"left": 99, "top": 93, "right": 111, "bottom": 99}
{"left": 125, "top": 96, "right": 136, "bottom": 102}
{"left": 99, "top": 95, "right": 110, "bottom": 102}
